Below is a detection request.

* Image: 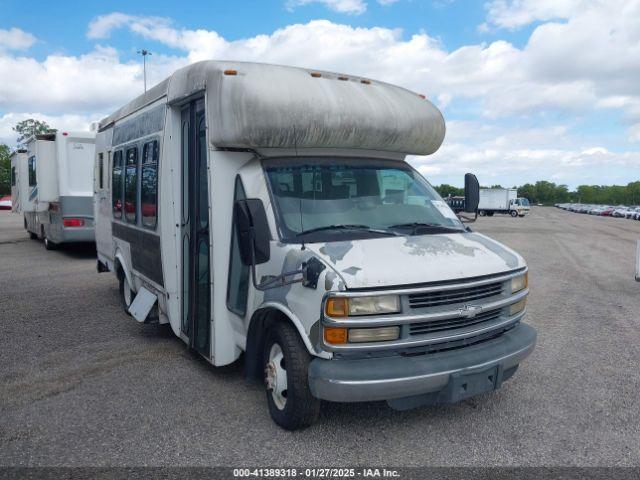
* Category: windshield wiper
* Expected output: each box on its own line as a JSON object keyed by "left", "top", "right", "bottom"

{"left": 388, "top": 222, "right": 463, "bottom": 234}
{"left": 296, "top": 224, "right": 398, "bottom": 237}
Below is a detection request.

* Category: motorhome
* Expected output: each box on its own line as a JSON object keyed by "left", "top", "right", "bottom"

{"left": 94, "top": 61, "right": 536, "bottom": 430}
{"left": 478, "top": 188, "right": 530, "bottom": 217}
{"left": 10, "top": 149, "right": 28, "bottom": 213}
{"left": 24, "top": 132, "right": 96, "bottom": 249}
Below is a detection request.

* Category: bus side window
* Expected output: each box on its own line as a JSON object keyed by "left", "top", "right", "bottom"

{"left": 227, "top": 176, "right": 250, "bottom": 316}
{"left": 141, "top": 140, "right": 158, "bottom": 229}
{"left": 112, "top": 150, "right": 123, "bottom": 219}
{"left": 124, "top": 147, "right": 138, "bottom": 224}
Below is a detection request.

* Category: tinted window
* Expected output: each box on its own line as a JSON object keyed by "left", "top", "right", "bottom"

{"left": 141, "top": 140, "right": 158, "bottom": 229}
{"left": 98, "top": 153, "right": 104, "bottom": 189}
{"left": 11, "top": 167, "right": 16, "bottom": 187}
{"left": 28, "top": 156, "right": 36, "bottom": 186}
{"left": 124, "top": 147, "right": 138, "bottom": 223}
{"left": 112, "top": 150, "right": 123, "bottom": 218}
{"left": 227, "top": 176, "right": 250, "bottom": 316}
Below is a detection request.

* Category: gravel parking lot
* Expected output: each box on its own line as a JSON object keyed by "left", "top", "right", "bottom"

{"left": 1, "top": 207, "right": 639, "bottom": 467}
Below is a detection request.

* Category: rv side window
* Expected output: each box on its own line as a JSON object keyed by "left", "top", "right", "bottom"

{"left": 98, "top": 153, "right": 104, "bottom": 189}
{"left": 124, "top": 147, "right": 138, "bottom": 224}
{"left": 141, "top": 140, "right": 158, "bottom": 229}
{"left": 227, "top": 176, "right": 250, "bottom": 316}
{"left": 112, "top": 150, "right": 123, "bottom": 218}
{"left": 11, "top": 167, "right": 16, "bottom": 186}
{"left": 28, "top": 156, "right": 36, "bottom": 186}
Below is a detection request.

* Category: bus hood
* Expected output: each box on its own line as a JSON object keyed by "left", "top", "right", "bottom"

{"left": 307, "top": 232, "right": 525, "bottom": 289}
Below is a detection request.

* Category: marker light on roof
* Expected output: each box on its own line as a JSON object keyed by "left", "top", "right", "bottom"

{"left": 223, "top": 69, "right": 238, "bottom": 76}
{"left": 310, "top": 72, "right": 322, "bottom": 78}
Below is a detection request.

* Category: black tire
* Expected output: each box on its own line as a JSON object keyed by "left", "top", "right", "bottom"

{"left": 44, "top": 237, "right": 57, "bottom": 250}
{"left": 478, "top": 210, "right": 486, "bottom": 217}
{"left": 263, "top": 321, "right": 320, "bottom": 430}
{"left": 119, "top": 274, "right": 134, "bottom": 316}
{"left": 486, "top": 212, "right": 494, "bottom": 217}
{"left": 510, "top": 210, "right": 518, "bottom": 217}
{"left": 28, "top": 231, "right": 38, "bottom": 240}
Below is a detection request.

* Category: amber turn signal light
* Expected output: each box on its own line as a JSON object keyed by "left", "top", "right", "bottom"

{"left": 325, "top": 297, "right": 348, "bottom": 317}
{"left": 223, "top": 69, "right": 238, "bottom": 76}
{"left": 324, "top": 327, "right": 348, "bottom": 344}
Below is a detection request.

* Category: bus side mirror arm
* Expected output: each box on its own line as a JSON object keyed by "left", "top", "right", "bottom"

{"left": 234, "top": 199, "right": 305, "bottom": 291}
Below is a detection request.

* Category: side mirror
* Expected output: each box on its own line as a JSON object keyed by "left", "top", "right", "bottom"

{"left": 464, "top": 173, "right": 480, "bottom": 213}
{"left": 234, "top": 199, "right": 271, "bottom": 266}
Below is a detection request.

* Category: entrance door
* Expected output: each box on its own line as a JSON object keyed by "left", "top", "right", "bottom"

{"left": 181, "top": 98, "right": 211, "bottom": 357}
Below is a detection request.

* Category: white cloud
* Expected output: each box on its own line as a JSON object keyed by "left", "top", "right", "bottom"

{"left": 1, "top": 4, "right": 640, "bottom": 185}
{"left": 286, "top": 0, "right": 367, "bottom": 15}
{"left": 378, "top": 0, "right": 400, "bottom": 5}
{"left": 484, "top": 0, "right": 585, "bottom": 30}
{"left": 0, "top": 28, "right": 36, "bottom": 51}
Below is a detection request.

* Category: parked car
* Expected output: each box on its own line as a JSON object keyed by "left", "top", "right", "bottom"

{"left": 0, "top": 195, "right": 11, "bottom": 210}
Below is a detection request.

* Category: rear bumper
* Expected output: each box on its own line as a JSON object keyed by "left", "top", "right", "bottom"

{"left": 58, "top": 227, "right": 95, "bottom": 243}
{"left": 308, "top": 323, "right": 536, "bottom": 406}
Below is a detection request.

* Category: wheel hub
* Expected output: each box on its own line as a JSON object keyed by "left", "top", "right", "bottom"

{"left": 265, "top": 343, "right": 287, "bottom": 410}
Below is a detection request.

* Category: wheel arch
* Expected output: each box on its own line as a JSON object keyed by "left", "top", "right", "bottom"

{"left": 244, "top": 303, "right": 321, "bottom": 381}
{"left": 113, "top": 250, "right": 134, "bottom": 288}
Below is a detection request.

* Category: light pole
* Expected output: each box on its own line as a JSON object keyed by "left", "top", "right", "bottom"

{"left": 137, "top": 49, "right": 152, "bottom": 93}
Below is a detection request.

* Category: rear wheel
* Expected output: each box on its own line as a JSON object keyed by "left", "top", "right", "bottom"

{"left": 44, "top": 237, "right": 57, "bottom": 250}
{"left": 486, "top": 212, "right": 494, "bottom": 217}
{"left": 263, "top": 321, "right": 320, "bottom": 430}
{"left": 478, "top": 210, "right": 486, "bottom": 217}
{"left": 28, "top": 231, "right": 38, "bottom": 240}
{"left": 119, "top": 274, "right": 134, "bottom": 316}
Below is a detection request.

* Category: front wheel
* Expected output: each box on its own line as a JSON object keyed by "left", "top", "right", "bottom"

{"left": 263, "top": 321, "right": 320, "bottom": 430}
{"left": 478, "top": 210, "right": 486, "bottom": 217}
{"left": 510, "top": 210, "right": 518, "bottom": 217}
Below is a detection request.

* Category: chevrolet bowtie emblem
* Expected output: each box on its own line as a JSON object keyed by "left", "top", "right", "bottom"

{"left": 459, "top": 304, "right": 483, "bottom": 318}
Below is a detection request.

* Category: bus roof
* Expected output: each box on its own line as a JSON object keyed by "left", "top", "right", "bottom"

{"left": 99, "top": 60, "right": 446, "bottom": 156}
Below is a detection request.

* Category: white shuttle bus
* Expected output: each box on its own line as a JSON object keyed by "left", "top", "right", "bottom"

{"left": 94, "top": 61, "right": 536, "bottom": 430}
{"left": 10, "top": 149, "right": 28, "bottom": 213}
{"left": 24, "top": 132, "right": 96, "bottom": 249}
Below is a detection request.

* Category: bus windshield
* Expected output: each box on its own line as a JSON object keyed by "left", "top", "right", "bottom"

{"left": 264, "top": 158, "right": 464, "bottom": 243}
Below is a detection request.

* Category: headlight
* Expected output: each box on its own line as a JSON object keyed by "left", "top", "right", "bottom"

{"left": 325, "top": 295, "right": 401, "bottom": 317}
{"left": 509, "top": 298, "right": 527, "bottom": 316}
{"left": 511, "top": 273, "right": 528, "bottom": 293}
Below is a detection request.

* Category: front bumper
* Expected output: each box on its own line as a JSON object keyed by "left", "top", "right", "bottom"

{"left": 308, "top": 323, "right": 536, "bottom": 408}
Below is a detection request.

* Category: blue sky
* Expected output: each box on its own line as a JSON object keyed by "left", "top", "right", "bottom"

{"left": 0, "top": 0, "right": 638, "bottom": 188}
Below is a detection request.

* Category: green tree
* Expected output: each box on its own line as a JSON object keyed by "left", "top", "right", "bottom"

{"left": 0, "top": 144, "right": 11, "bottom": 195}
{"left": 13, "top": 119, "right": 56, "bottom": 147}
{"left": 434, "top": 184, "right": 464, "bottom": 198}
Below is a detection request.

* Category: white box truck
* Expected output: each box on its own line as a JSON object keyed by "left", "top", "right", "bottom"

{"left": 94, "top": 61, "right": 535, "bottom": 430}
{"left": 24, "top": 132, "right": 96, "bottom": 249}
{"left": 478, "top": 188, "right": 530, "bottom": 217}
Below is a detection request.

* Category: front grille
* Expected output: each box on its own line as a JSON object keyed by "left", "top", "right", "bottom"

{"left": 408, "top": 308, "right": 502, "bottom": 336}
{"left": 408, "top": 281, "right": 503, "bottom": 309}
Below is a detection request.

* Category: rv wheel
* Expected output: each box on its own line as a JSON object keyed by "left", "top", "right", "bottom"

{"left": 263, "top": 321, "right": 320, "bottom": 430}
{"left": 44, "top": 237, "right": 57, "bottom": 250}
{"left": 119, "top": 275, "right": 134, "bottom": 316}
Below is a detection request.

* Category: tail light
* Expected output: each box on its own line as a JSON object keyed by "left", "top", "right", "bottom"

{"left": 63, "top": 218, "right": 84, "bottom": 227}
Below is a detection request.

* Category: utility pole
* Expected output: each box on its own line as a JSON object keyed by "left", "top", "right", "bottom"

{"left": 137, "top": 49, "right": 152, "bottom": 93}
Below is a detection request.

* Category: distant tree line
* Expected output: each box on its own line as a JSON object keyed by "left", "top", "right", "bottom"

{"left": 434, "top": 180, "right": 640, "bottom": 206}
